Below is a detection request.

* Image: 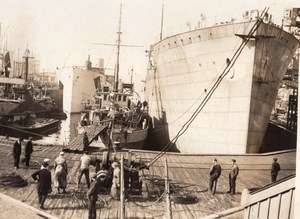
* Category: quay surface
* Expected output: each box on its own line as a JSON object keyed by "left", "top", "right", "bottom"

{"left": 0, "top": 136, "right": 296, "bottom": 219}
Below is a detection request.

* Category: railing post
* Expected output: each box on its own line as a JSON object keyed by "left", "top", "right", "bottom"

{"left": 165, "top": 158, "right": 172, "bottom": 219}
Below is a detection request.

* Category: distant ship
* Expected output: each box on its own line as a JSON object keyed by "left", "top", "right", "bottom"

{"left": 61, "top": 4, "right": 149, "bottom": 150}
{"left": 144, "top": 9, "right": 300, "bottom": 154}
{"left": 0, "top": 49, "right": 60, "bottom": 139}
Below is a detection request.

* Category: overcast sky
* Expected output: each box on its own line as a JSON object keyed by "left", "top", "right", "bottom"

{"left": 0, "top": 0, "right": 299, "bottom": 92}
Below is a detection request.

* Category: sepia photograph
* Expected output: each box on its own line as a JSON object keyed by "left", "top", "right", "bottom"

{"left": 0, "top": 0, "right": 299, "bottom": 218}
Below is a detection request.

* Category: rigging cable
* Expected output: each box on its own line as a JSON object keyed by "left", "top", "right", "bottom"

{"left": 148, "top": 7, "right": 270, "bottom": 166}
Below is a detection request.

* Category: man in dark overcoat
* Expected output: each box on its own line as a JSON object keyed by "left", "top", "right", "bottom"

{"left": 87, "top": 173, "right": 101, "bottom": 219}
{"left": 24, "top": 137, "right": 33, "bottom": 167}
{"left": 209, "top": 158, "right": 222, "bottom": 195}
{"left": 271, "top": 157, "right": 281, "bottom": 182}
{"left": 83, "top": 132, "right": 89, "bottom": 151}
{"left": 12, "top": 137, "right": 23, "bottom": 169}
{"left": 31, "top": 159, "right": 52, "bottom": 209}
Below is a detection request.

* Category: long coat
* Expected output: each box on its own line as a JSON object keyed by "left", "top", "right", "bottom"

{"left": 13, "top": 141, "right": 22, "bottom": 157}
{"left": 31, "top": 168, "right": 52, "bottom": 195}
{"left": 25, "top": 141, "right": 33, "bottom": 156}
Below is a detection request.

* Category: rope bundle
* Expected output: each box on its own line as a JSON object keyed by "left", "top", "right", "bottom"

{"left": 0, "top": 173, "right": 28, "bottom": 187}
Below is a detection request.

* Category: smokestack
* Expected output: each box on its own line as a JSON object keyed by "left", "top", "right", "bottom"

{"left": 86, "top": 55, "right": 92, "bottom": 71}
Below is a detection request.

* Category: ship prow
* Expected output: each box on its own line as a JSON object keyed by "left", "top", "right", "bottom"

{"left": 145, "top": 8, "right": 300, "bottom": 154}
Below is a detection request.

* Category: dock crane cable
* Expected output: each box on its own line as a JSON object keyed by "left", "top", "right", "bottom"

{"left": 148, "top": 7, "right": 270, "bottom": 166}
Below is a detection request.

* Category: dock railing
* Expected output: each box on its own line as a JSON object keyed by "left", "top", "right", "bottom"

{"left": 241, "top": 174, "right": 295, "bottom": 219}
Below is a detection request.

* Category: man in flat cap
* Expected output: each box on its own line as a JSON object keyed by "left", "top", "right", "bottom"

{"left": 271, "top": 157, "right": 281, "bottom": 182}
{"left": 209, "top": 158, "right": 222, "bottom": 195}
{"left": 31, "top": 159, "right": 52, "bottom": 209}
{"left": 24, "top": 137, "right": 33, "bottom": 167}
{"left": 227, "top": 159, "right": 239, "bottom": 195}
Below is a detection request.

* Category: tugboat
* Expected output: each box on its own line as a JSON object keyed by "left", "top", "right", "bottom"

{"left": 77, "top": 4, "right": 149, "bottom": 150}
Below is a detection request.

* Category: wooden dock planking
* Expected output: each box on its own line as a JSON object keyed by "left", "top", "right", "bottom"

{"left": 0, "top": 138, "right": 297, "bottom": 218}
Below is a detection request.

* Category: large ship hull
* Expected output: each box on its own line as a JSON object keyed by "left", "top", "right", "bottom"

{"left": 145, "top": 20, "right": 299, "bottom": 154}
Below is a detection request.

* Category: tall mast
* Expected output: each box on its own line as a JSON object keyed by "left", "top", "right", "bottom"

{"left": 115, "top": 3, "right": 122, "bottom": 92}
{"left": 23, "top": 48, "right": 34, "bottom": 83}
{"left": 160, "top": 4, "right": 164, "bottom": 41}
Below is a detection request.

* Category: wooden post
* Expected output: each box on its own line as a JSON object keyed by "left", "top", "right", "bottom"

{"left": 165, "top": 158, "right": 172, "bottom": 219}
{"left": 120, "top": 155, "right": 125, "bottom": 219}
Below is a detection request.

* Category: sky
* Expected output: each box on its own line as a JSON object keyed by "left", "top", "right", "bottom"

{"left": 0, "top": 0, "right": 299, "bottom": 92}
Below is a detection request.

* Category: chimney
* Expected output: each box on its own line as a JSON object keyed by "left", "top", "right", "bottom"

{"left": 86, "top": 55, "right": 92, "bottom": 71}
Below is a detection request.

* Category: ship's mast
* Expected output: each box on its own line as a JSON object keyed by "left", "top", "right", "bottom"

{"left": 160, "top": 4, "right": 164, "bottom": 41}
{"left": 114, "top": 3, "right": 122, "bottom": 93}
{"left": 23, "top": 48, "right": 34, "bottom": 83}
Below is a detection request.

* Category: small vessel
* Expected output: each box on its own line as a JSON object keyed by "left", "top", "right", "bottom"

{"left": 3, "top": 112, "right": 60, "bottom": 139}
{"left": 0, "top": 49, "right": 60, "bottom": 139}
{"left": 144, "top": 8, "right": 300, "bottom": 154}
{"left": 77, "top": 4, "right": 149, "bottom": 150}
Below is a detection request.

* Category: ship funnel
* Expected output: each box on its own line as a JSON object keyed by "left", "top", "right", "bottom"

{"left": 86, "top": 55, "right": 92, "bottom": 71}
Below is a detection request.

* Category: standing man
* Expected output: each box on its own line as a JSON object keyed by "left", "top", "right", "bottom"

{"left": 87, "top": 173, "right": 101, "bottom": 219}
{"left": 78, "top": 151, "right": 91, "bottom": 189}
{"left": 13, "top": 137, "right": 23, "bottom": 170}
{"left": 271, "top": 157, "right": 281, "bottom": 182}
{"left": 209, "top": 158, "right": 222, "bottom": 195}
{"left": 227, "top": 159, "right": 239, "bottom": 195}
{"left": 31, "top": 159, "right": 52, "bottom": 209}
{"left": 83, "top": 132, "right": 89, "bottom": 152}
{"left": 24, "top": 137, "right": 33, "bottom": 167}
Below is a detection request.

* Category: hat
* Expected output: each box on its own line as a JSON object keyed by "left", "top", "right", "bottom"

{"left": 28, "top": 136, "right": 33, "bottom": 140}
{"left": 42, "top": 161, "right": 49, "bottom": 167}
{"left": 44, "top": 158, "right": 50, "bottom": 163}
{"left": 111, "top": 162, "right": 119, "bottom": 169}
{"left": 232, "top": 159, "right": 236, "bottom": 163}
{"left": 113, "top": 141, "right": 120, "bottom": 145}
{"left": 60, "top": 151, "right": 65, "bottom": 156}
{"left": 273, "top": 157, "right": 278, "bottom": 161}
{"left": 214, "top": 158, "right": 217, "bottom": 162}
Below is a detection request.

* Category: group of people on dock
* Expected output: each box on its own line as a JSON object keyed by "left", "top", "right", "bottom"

{"left": 10, "top": 136, "right": 282, "bottom": 218}
{"left": 12, "top": 137, "right": 33, "bottom": 169}
{"left": 208, "top": 157, "right": 281, "bottom": 195}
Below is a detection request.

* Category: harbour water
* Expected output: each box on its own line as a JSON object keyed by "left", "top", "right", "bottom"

{"left": 35, "top": 113, "right": 81, "bottom": 146}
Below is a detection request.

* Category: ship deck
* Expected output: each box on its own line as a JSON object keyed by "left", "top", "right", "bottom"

{"left": 0, "top": 136, "right": 296, "bottom": 219}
